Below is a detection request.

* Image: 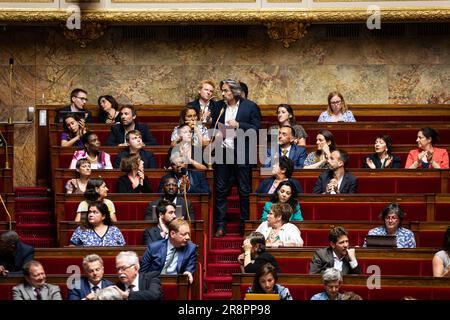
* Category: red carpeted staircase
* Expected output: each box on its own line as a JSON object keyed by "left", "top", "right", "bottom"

{"left": 14, "top": 187, "right": 55, "bottom": 247}
{"left": 203, "top": 187, "right": 244, "bottom": 300}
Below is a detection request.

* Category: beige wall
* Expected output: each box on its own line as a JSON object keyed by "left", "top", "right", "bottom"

{"left": 0, "top": 25, "right": 449, "bottom": 186}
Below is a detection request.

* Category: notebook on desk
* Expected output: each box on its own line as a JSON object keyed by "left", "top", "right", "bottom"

{"left": 365, "top": 235, "right": 397, "bottom": 248}
{"left": 244, "top": 293, "right": 280, "bottom": 300}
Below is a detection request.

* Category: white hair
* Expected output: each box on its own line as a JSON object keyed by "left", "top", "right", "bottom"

{"left": 96, "top": 287, "right": 122, "bottom": 300}
{"left": 322, "top": 268, "right": 342, "bottom": 283}
{"left": 116, "top": 251, "right": 140, "bottom": 270}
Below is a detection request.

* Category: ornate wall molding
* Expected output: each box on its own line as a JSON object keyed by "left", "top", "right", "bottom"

{"left": 62, "top": 22, "right": 106, "bottom": 47}
{"left": 0, "top": 8, "right": 449, "bottom": 24}
{"left": 266, "top": 22, "right": 309, "bottom": 48}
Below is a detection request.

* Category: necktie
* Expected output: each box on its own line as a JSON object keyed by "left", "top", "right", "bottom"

{"left": 162, "top": 247, "right": 176, "bottom": 274}
{"left": 127, "top": 284, "right": 135, "bottom": 292}
{"left": 91, "top": 285, "right": 99, "bottom": 293}
{"left": 35, "top": 287, "right": 42, "bottom": 300}
{"left": 282, "top": 149, "right": 288, "bottom": 157}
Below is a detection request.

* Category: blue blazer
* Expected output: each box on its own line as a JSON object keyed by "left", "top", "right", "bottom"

{"left": 158, "top": 172, "right": 210, "bottom": 194}
{"left": 263, "top": 145, "right": 307, "bottom": 169}
{"left": 140, "top": 238, "right": 197, "bottom": 275}
{"left": 210, "top": 98, "right": 261, "bottom": 164}
{"left": 255, "top": 177, "right": 303, "bottom": 194}
{"left": 67, "top": 277, "right": 113, "bottom": 300}
{"left": 105, "top": 122, "right": 157, "bottom": 146}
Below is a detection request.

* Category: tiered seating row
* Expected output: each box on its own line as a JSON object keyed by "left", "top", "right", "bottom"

{"left": 0, "top": 274, "right": 189, "bottom": 300}
{"left": 244, "top": 220, "right": 448, "bottom": 247}
{"left": 231, "top": 273, "right": 450, "bottom": 300}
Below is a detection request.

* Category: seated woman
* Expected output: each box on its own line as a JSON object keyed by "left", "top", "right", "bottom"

{"left": 117, "top": 153, "right": 151, "bottom": 193}
{"left": 70, "top": 201, "right": 125, "bottom": 247}
{"left": 317, "top": 91, "right": 356, "bottom": 122}
{"left": 255, "top": 156, "right": 302, "bottom": 194}
{"left": 97, "top": 95, "right": 120, "bottom": 124}
{"left": 166, "top": 124, "right": 207, "bottom": 171}
{"left": 363, "top": 135, "right": 402, "bottom": 169}
{"left": 311, "top": 268, "right": 343, "bottom": 300}
{"left": 432, "top": 226, "right": 450, "bottom": 277}
{"left": 171, "top": 105, "right": 209, "bottom": 148}
{"left": 247, "top": 263, "right": 292, "bottom": 300}
{"left": 61, "top": 112, "right": 87, "bottom": 147}
{"left": 256, "top": 202, "right": 304, "bottom": 247}
{"left": 261, "top": 180, "right": 302, "bottom": 221}
{"left": 405, "top": 127, "right": 449, "bottom": 169}
{"left": 237, "top": 231, "right": 281, "bottom": 273}
{"left": 303, "top": 129, "right": 336, "bottom": 169}
{"left": 75, "top": 177, "right": 117, "bottom": 222}
{"left": 65, "top": 158, "right": 91, "bottom": 194}
{"left": 363, "top": 203, "right": 416, "bottom": 248}
{"left": 268, "top": 104, "right": 308, "bottom": 146}
{"left": 69, "top": 131, "right": 113, "bottom": 170}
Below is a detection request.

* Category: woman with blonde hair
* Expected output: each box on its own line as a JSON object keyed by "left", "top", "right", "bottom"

{"left": 318, "top": 91, "right": 356, "bottom": 122}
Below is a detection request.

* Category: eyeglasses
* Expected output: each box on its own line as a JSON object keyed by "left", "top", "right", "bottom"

{"left": 116, "top": 264, "right": 134, "bottom": 272}
{"left": 76, "top": 96, "right": 88, "bottom": 101}
{"left": 385, "top": 216, "right": 399, "bottom": 221}
{"left": 330, "top": 100, "right": 342, "bottom": 105}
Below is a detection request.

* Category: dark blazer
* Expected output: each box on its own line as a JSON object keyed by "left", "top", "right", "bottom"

{"left": 158, "top": 172, "right": 210, "bottom": 194}
{"left": 117, "top": 175, "right": 152, "bottom": 193}
{"left": 309, "top": 247, "right": 362, "bottom": 275}
{"left": 188, "top": 98, "right": 220, "bottom": 116}
{"left": 210, "top": 98, "right": 261, "bottom": 164}
{"left": 312, "top": 170, "right": 358, "bottom": 194}
{"left": 263, "top": 145, "right": 307, "bottom": 169}
{"left": 116, "top": 272, "right": 162, "bottom": 300}
{"left": 98, "top": 112, "right": 121, "bottom": 124}
{"left": 0, "top": 241, "right": 34, "bottom": 275}
{"left": 140, "top": 238, "right": 197, "bottom": 275}
{"left": 143, "top": 226, "right": 164, "bottom": 246}
{"left": 255, "top": 177, "right": 303, "bottom": 194}
{"left": 67, "top": 277, "right": 113, "bottom": 300}
{"left": 244, "top": 251, "right": 281, "bottom": 274}
{"left": 114, "top": 149, "right": 157, "bottom": 169}
{"left": 362, "top": 153, "right": 402, "bottom": 169}
{"left": 145, "top": 196, "right": 195, "bottom": 220}
{"left": 55, "top": 105, "right": 93, "bottom": 123}
{"left": 105, "top": 122, "right": 157, "bottom": 146}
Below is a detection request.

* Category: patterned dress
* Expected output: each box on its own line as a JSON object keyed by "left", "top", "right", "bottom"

{"left": 70, "top": 225, "right": 125, "bottom": 247}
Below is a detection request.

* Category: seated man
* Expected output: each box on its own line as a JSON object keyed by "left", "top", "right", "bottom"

{"left": 310, "top": 268, "right": 343, "bottom": 300}
{"left": 263, "top": 125, "right": 307, "bottom": 169}
{"left": 0, "top": 230, "right": 34, "bottom": 277}
{"left": 55, "top": 88, "right": 92, "bottom": 123}
{"left": 112, "top": 251, "right": 162, "bottom": 300}
{"left": 143, "top": 200, "right": 178, "bottom": 245}
{"left": 309, "top": 226, "right": 361, "bottom": 275}
{"left": 114, "top": 130, "right": 157, "bottom": 169}
{"left": 312, "top": 149, "right": 357, "bottom": 194}
{"left": 67, "top": 254, "right": 113, "bottom": 300}
{"left": 146, "top": 176, "right": 195, "bottom": 221}
{"left": 12, "top": 260, "right": 62, "bottom": 300}
{"left": 140, "top": 218, "right": 197, "bottom": 284}
{"left": 106, "top": 105, "right": 157, "bottom": 146}
{"left": 158, "top": 154, "right": 210, "bottom": 194}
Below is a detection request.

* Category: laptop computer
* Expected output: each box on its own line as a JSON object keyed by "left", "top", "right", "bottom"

{"left": 151, "top": 205, "right": 183, "bottom": 220}
{"left": 244, "top": 293, "right": 280, "bottom": 300}
{"left": 365, "top": 235, "right": 397, "bottom": 248}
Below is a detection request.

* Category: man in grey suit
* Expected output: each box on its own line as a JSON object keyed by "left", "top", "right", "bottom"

{"left": 145, "top": 176, "right": 195, "bottom": 220}
{"left": 309, "top": 226, "right": 361, "bottom": 275}
{"left": 12, "top": 260, "right": 62, "bottom": 300}
{"left": 112, "top": 251, "right": 162, "bottom": 300}
{"left": 143, "top": 200, "right": 177, "bottom": 245}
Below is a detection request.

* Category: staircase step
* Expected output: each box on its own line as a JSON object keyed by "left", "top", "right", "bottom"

{"left": 15, "top": 198, "right": 52, "bottom": 212}
{"left": 202, "top": 291, "right": 232, "bottom": 300}
{"left": 204, "top": 276, "right": 233, "bottom": 292}
{"left": 15, "top": 212, "right": 53, "bottom": 224}
{"left": 207, "top": 263, "right": 241, "bottom": 276}
{"left": 211, "top": 236, "right": 243, "bottom": 249}
{"left": 16, "top": 224, "right": 55, "bottom": 239}
{"left": 14, "top": 187, "right": 50, "bottom": 198}
{"left": 208, "top": 249, "right": 240, "bottom": 264}
{"left": 20, "top": 236, "right": 55, "bottom": 248}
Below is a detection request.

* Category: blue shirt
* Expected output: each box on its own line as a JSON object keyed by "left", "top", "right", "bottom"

{"left": 311, "top": 291, "right": 342, "bottom": 300}
{"left": 364, "top": 226, "right": 416, "bottom": 248}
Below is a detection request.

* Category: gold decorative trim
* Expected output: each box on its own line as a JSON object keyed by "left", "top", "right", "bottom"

{"left": 112, "top": 0, "right": 254, "bottom": 2}
{"left": 63, "top": 22, "right": 106, "bottom": 48}
{"left": 266, "top": 22, "right": 309, "bottom": 48}
{"left": 0, "top": 8, "right": 449, "bottom": 24}
{"left": 65, "top": 0, "right": 100, "bottom": 2}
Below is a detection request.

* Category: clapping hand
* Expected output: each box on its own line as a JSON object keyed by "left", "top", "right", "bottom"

{"left": 326, "top": 179, "right": 338, "bottom": 194}
{"left": 366, "top": 157, "right": 376, "bottom": 169}
{"left": 384, "top": 156, "right": 393, "bottom": 168}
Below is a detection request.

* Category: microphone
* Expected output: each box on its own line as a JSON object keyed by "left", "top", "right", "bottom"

{"left": 8, "top": 57, "right": 14, "bottom": 123}
{"left": 179, "top": 167, "right": 191, "bottom": 222}
{"left": 9, "top": 57, "right": 14, "bottom": 68}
